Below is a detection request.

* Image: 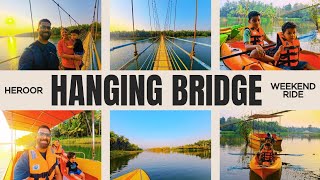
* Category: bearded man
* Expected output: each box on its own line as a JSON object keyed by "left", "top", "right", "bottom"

{"left": 14, "top": 125, "right": 62, "bottom": 180}
{"left": 18, "top": 19, "right": 60, "bottom": 70}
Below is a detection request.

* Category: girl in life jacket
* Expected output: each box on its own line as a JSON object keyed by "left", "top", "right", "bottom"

{"left": 274, "top": 22, "right": 319, "bottom": 70}
{"left": 259, "top": 143, "right": 274, "bottom": 166}
{"left": 244, "top": 11, "right": 276, "bottom": 64}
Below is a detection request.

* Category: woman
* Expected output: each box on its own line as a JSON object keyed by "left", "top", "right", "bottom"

{"left": 52, "top": 140, "right": 68, "bottom": 162}
{"left": 57, "top": 28, "right": 83, "bottom": 70}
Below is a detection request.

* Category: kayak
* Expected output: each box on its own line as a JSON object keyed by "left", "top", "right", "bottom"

{"left": 220, "top": 34, "right": 228, "bottom": 47}
{"left": 249, "top": 155, "right": 282, "bottom": 180}
{"left": 221, "top": 41, "right": 320, "bottom": 70}
{"left": 249, "top": 133, "right": 283, "bottom": 147}
{"left": 220, "top": 24, "right": 244, "bottom": 39}
{"left": 113, "top": 169, "right": 150, "bottom": 180}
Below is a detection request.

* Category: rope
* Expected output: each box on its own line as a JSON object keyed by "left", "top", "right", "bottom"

{"left": 174, "top": 0, "right": 177, "bottom": 38}
{"left": 51, "top": 0, "right": 80, "bottom": 25}
{"left": 28, "top": 0, "right": 35, "bottom": 41}
{"left": 0, "top": 56, "right": 21, "bottom": 65}
{"left": 166, "top": 37, "right": 210, "bottom": 70}
{"left": 131, "top": 0, "right": 138, "bottom": 56}
{"left": 167, "top": 43, "right": 188, "bottom": 70}
{"left": 167, "top": 36, "right": 211, "bottom": 47}
{"left": 56, "top": 3, "right": 63, "bottom": 27}
{"left": 148, "top": 0, "right": 153, "bottom": 32}
{"left": 119, "top": 38, "right": 159, "bottom": 70}
{"left": 190, "top": 0, "right": 198, "bottom": 70}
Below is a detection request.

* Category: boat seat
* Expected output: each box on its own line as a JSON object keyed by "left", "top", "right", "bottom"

{"left": 59, "top": 156, "right": 98, "bottom": 180}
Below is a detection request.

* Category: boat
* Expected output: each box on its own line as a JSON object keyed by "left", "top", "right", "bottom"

{"left": 221, "top": 41, "right": 320, "bottom": 70}
{"left": 113, "top": 169, "right": 150, "bottom": 180}
{"left": 220, "top": 24, "right": 244, "bottom": 39}
{"left": 3, "top": 110, "right": 101, "bottom": 180}
{"left": 249, "top": 141, "right": 282, "bottom": 152}
{"left": 249, "top": 155, "right": 282, "bottom": 180}
{"left": 220, "top": 34, "right": 228, "bottom": 47}
{"left": 249, "top": 133, "right": 283, "bottom": 147}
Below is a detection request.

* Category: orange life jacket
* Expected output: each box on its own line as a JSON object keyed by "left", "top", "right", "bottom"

{"left": 246, "top": 25, "right": 265, "bottom": 45}
{"left": 261, "top": 149, "right": 273, "bottom": 162}
{"left": 276, "top": 32, "right": 300, "bottom": 67}
{"left": 28, "top": 147, "right": 57, "bottom": 180}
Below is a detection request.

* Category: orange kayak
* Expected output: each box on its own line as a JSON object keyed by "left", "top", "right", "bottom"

{"left": 221, "top": 42, "right": 320, "bottom": 70}
{"left": 249, "top": 155, "right": 282, "bottom": 180}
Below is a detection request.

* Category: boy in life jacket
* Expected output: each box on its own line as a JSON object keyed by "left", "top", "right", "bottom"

{"left": 66, "top": 152, "right": 86, "bottom": 180}
{"left": 274, "top": 22, "right": 319, "bottom": 70}
{"left": 259, "top": 143, "right": 274, "bottom": 166}
{"left": 244, "top": 11, "right": 275, "bottom": 64}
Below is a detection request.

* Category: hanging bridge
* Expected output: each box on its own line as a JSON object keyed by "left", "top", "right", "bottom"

{"left": 110, "top": 0, "right": 211, "bottom": 70}
{"left": 0, "top": 0, "right": 101, "bottom": 70}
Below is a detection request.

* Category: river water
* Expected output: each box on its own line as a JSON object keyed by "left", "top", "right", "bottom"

{"left": 110, "top": 150, "right": 211, "bottom": 180}
{"left": 220, "top": 134, "right": 320, "bottom": 180}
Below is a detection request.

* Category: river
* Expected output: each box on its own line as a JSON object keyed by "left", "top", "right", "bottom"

{"left": 220, "top": 134, "right": 320, "bottom": 180}
{"left": 110, "top": 37, "right": 211, "bottom": 70}
{"left": 220, "top": 18, "right": 320, "bottom": 70}
{"left": 0, "top": 36, "right": 101, "bottom": 70}
{"left": 110, "top": 150, "right": 211, "bottom": 180}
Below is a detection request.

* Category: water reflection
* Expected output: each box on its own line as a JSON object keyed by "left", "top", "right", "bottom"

{"left": 110, "top": 152, "right": 141, "bottom": 174}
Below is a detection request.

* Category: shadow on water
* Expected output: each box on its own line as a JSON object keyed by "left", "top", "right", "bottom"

{"left": 110, "top": 152, "right": 142, "bottom": 174}
{"left": 250, "top": 169, "right": 282, "bottom": 180}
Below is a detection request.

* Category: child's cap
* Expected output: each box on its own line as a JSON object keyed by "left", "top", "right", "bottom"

{"left": 70, "top": 29, "right": 80, "bottom": 35}
{"left": 282, "top": 22, "right": 297, "bottom": 33}
{"left": 248, "top": 11, "right": 261, "bottom": 21}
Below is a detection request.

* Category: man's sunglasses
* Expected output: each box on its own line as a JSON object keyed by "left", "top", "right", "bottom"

{"left": 39, "top": 25, "right": 51, "bottom": 30}
{"left": 38, "top": 132, "right": 51, "bottom": 137}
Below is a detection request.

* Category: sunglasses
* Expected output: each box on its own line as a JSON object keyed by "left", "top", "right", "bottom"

{"left": 38, "top": 132, "right": 51, "bottom": 137}
{"left": 39, "top": 25, "right": 51, "bottom": 30}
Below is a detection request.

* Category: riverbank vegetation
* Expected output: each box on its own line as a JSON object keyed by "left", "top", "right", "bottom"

{"left": 111, "top": 30, "right": 211, "bottom": 40}
{"left": 147, "top": 139, "right": 211, "bottom": 153}
{"left": 14, "top": 23, "right": 101, "bottom": 38}
{"left": 220, "top": 116, "right": 320, "bottom": 134}
{"left": 110, "top": 131, "right": 142, "bottom": 159}
{"left": 220, "top": 0, "right": 320, "bottom": 29}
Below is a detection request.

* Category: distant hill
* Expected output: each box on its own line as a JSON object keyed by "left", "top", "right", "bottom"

{"left": 15, "top": 32, "right": 37, "bottom": 37}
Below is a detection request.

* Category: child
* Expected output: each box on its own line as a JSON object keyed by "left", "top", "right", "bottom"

{"left": 259, "top": 143, "right": 274, "bottom": 166}
{"left": 244, "top": 11, "right": 275, "bottom": 64}
{"left": 67, "top": 152, "right": 86, "bottom": 180}
{"left": 274, "top": 22, "right": 319, "bottom": 70}
{"left": 70, "top": 29, "right": 84, "bottom": 70}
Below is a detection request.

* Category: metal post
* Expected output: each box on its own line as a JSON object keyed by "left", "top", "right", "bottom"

{"left": 92, "top": 111, "right": 95, "bottom": 160}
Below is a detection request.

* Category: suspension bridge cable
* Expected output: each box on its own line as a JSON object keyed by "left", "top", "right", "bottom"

{"left": 148, "top": 0, "right": 153, "bottom": 32}
{"left": 69, "top": 15, "right": 73, "bottom": 26}
{"left": 190, "top": 0, "right": 198, "bottom": 70}
{"left": 51, "top": 0, "right": 80, "bottom": 25}
{"left": 174, "top": 0, "right": 177, "bottom": 37}
{"left": 56, "top": 3, "right": 63, "bottom": 27}
{"left": 28, "top": 0, "right": 36, "bottom": 41}
{"left": 131, "top": 0, "right": 138, "bottom": 56}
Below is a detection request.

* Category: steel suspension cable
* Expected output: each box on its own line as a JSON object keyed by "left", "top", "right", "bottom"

{"left": 131, "top": 0, "right": 138, "bottom": 56}
{"left": 148, "top": 0, "right": 153, "bottom": 32}
{"left": 190, "top": 0, "right": 198, "bottom": 70}
{"left": 28, "top": 0, "right": 35, "bottom": 41}
{"left": 56, "top": 3, "right": 63, "bottom": 27}
{"left": 51, "top": 0, "right": 80, "bottom": 25}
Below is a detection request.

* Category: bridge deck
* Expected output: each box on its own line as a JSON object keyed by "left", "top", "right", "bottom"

{"left": 153, "top": 35, "right": 172, "bottom": 70}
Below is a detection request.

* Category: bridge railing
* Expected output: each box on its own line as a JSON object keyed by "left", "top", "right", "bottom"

{"left": 110, "top": 37, "right": 157, "bottom": 51}
{"left": 118, "top": 38, "right": 160, "bottom": 70}
{"left": 165, "top": 37, "right": 211, "bottom": 70}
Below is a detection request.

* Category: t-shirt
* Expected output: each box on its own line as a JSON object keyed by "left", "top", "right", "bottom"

{"left": 18, "top": 40, "right": 60, "bottom": 70}
{"left": 73, "top": 39, "right": 84, "bottom": 53}
{"left": 14, "top": 150, "right": 57, "bottom": 180}
{"left": 66, "top": 161, "right": 78, "bottom": 172}
{"left": 57, "top": 39, "right": 76, "bottom": 68}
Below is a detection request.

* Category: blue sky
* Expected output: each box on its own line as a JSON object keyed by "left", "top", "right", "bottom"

{"left": 0, "top": 0, "right": 100, "bottom": 33}
{"left": 111, "top": 111, "right": 211, "bottom": 149}
{"left": 110, "top": 0, "right": 211, "bottom": 31}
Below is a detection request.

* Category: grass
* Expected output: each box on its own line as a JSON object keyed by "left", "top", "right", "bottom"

{"left": 110, "top": 150, "right": 142, "bottom": 159}
{"left": 53, "top": 136, "right": 101, "bottom": 144}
